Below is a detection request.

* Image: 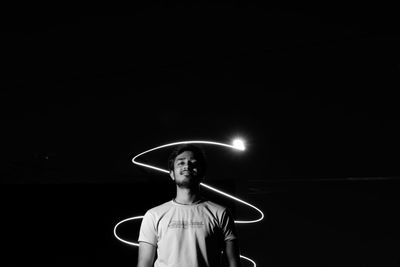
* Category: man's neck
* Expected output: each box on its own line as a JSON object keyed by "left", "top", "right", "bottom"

{"left": 174, "top": 186, "right": 201, "bottom": 205}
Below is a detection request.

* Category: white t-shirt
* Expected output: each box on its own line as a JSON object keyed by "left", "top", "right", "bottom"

{"left": 138, "top": 199, "right": 237, "bottom": 267}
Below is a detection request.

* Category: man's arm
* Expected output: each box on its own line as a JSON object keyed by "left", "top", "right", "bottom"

{"left": 224, "top": 239, "right": 241, "bottom": 267}
{"left": 137, "top": 242, "right": 156, "bottom": 267}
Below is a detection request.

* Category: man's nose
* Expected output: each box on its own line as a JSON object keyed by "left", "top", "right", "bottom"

{"left": 183, "top": 161, "right": 193, "bottom": 169}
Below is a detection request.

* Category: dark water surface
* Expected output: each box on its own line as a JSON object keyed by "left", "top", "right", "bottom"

{"left": 2, "top": 178, "right": 400, "bottom": 267}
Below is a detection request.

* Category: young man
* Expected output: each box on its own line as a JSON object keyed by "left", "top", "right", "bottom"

{"left": 137, "top": 144, "right": 241, "bottom": 267}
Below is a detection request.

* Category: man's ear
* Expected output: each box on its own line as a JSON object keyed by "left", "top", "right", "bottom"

{"left": 169, "top": 170, "right": 175, "bottom": 181}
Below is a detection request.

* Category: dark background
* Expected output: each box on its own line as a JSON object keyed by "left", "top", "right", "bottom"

{"left": 1, "top": 3, "right": 400, "bottom": 266}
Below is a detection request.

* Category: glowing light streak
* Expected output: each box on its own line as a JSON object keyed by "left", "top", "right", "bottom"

{"left": 200, "top": 183, "right": 264, "bottom": 224}
{"left": 115, "top": 139, "right": 263, "bottom": 267}
{"left": 132, "top": 140, "right": 245, "bottom": 173}
{"left": 113, "top": 216, "right": 143, "bottom": 247}
{"left": 240, "top": 255, "right": 257, "bottom": 267}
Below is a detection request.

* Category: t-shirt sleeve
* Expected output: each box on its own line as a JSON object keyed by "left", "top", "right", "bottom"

{"left": 220, "top": 208, "right": 238, "bottom": 242}
{"left": 138, "top": 210, "right": 158, "bottom": 246}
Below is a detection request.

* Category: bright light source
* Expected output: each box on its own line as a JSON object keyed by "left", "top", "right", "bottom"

{"left": 232, "top": 138, "right": 246, "bottom": 151}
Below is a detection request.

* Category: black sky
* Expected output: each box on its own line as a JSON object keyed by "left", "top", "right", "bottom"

{"left": 1, "top": 4, "right": 400, "bottom": 183}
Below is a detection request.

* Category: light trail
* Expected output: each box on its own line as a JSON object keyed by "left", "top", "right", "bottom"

{"left": 113, "top": 216, "right": 143, "bottom": 247}
{"left": 114, "top": 139, "right": 263, "bottom": 266}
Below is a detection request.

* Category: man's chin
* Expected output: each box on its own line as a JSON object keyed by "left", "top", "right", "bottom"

{"left": 175, "top": 179, "right": 200, "bottom": 189}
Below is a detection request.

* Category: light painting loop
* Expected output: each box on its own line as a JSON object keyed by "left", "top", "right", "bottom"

{"left": 114, "top": 139, "right": 263, "bottom": 267}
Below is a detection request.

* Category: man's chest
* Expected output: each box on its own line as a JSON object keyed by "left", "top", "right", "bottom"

{"left": 157, "top": 210, "right": 220, "bottom": 241}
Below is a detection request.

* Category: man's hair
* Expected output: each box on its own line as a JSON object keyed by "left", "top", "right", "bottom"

{"left": 167, "top": 144, "right": 207, "bottom": 175}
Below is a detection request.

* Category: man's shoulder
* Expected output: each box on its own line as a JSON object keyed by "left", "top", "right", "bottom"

{"left": 201, "top": 199, "right": 229, "bottom": 213}
{"left": 146, "top": 200, "right": 174, "bottom": 215}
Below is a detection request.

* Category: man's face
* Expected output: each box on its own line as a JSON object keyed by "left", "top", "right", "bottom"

{"left": 170, "top": 150, "right": 203, "bottom": 188}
